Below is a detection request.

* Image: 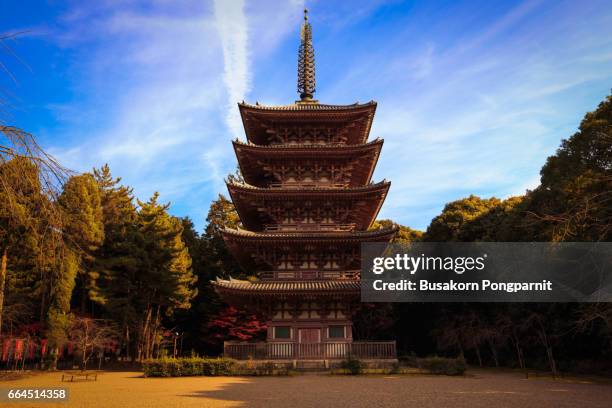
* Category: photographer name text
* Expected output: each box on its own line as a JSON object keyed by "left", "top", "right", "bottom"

{"left": 372, "top": 279, "right": 553, "bottom": 293}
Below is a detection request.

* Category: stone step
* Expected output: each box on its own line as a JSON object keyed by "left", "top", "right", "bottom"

{"left": 295, "top": 360, "right": 327, "bottom": 371}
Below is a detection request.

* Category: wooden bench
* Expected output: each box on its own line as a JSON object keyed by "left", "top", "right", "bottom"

{"left": 61, "top": 371, "right": 98, "bottom": 382}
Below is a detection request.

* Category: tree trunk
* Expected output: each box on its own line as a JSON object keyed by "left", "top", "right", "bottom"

{"left": 51, "top": 347, "right": 59, "bottom": 371}
{"left": 458, "top": 342, "right": 465, "bottom": 358}
{"left": 511, "top": 334, "right": 525, "bottom": 370}
{"left": 517, "top": 344, "right": 525, "bottom": 370}
{"left": 39, "top": 274, "right": 47, "bottom": 323}
{"left": 489, "top": 341, "right": 499, "bottom": 367}
{"left": 0, "top": 246, "right": 7, "bottom": 335}
{"left": 81, "top": 344, "right": 87, "bottom": 370}
{"left": 538, "top": 323, "right": 558, "bottom": 379}
{"left": 546, "top": 345, "right": 558, "bottom": 379}
{"left": 150, "top": 305, "right": 161, "bottom": 359}
{"left": 475, "top": 346, "right": 483, "bottom": 367}
{"left": 40, "top": 263, "right": 52, "bottom": 323}
{"left": 139, "top": 305, "right": 152, "bottom": 362}
{"left": 125, "top": 325, "right": 131, "bottom": 361}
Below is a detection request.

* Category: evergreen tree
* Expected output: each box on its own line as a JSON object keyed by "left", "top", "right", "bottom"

{"left": 45, "top": 248, "right": 79, "bottom": 369}
{"left": 1, "top": 126, "right": 69, "bottom": 337}
{"left": 172, "top": 218, "right": 224, "bottom": 354}
{"left": 0, "top": 158, "right": 41, "bottom": 334}
{"left": 370, "top": 219, "right": 423, "bottom": 243}
{"left": 454, "top": 196, "right": 526, "bottom": 242}
{"left": 58, "top": 173, "right": 104, "bottom": 312}
{"left": 527, "top": 93, "right": 612, "bottom": 241}
{"left": 203, "top": 194, "right": 242, "bottom": 278}
{"left": 0, "top": 157, "right": 63, "bottom": 335}
{"left": 135, "top": 193, "right": 196, "bottom": 359}
{"left": 424, "top": 195, "right": 503, "bottom": 241}
{"left": 92, "top": 164, "right": 142, "bottom": 358}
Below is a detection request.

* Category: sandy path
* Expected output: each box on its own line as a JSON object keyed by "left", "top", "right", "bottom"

{"left": 1, "top": 370, "right": 611, "bottom": 408}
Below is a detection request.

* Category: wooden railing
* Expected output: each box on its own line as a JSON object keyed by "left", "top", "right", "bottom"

{"left": 263, "top": 223, "right": 356, "bottom": 232}
{"left": 268, "top": 183, "right": 348, "bottom": 189}
{"left": 258, "top": 270, "right": 359, "bottom": 280}
{"left": 224, "top": 341, "right": 396, "bottom": 360}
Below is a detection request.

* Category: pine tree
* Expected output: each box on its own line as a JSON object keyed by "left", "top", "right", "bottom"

{"left": 0, "top": 158, "right": 63, "bottom": 335}
{"left": 92, "top": 164, "right": 142, "bottom": 359}
{"left": 0, "top": 158, "right": 39, "bottom": 334}
{"left": 58, "top": 174, "right": 104, "bottom": 312}
{"left": 46, "top": 248, "right": 79, "bottom": 369}
{"left": 203, "top": 194, "right": 242, "bottom": 278}
{"left": 174, "top": 217, "right": 227, "bottom": 354}
{"left": 136, "top": 193, "right": 196, "bottom": 359}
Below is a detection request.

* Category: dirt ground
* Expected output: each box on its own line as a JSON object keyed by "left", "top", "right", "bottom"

{"left": 1, "top": 369, "right": 612, "bottom": 408}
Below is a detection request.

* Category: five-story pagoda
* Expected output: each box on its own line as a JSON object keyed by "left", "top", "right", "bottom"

{"left": 213, "top": 10, "right": 397, "bottom": 361}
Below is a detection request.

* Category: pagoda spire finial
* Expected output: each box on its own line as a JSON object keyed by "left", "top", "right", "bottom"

{"left": 297, "top": 8, "right": 317, "bottom": 103}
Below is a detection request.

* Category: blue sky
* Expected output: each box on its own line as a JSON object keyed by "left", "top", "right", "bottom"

{"left": 1, "top": 0, "right": 611, "bottom": 232}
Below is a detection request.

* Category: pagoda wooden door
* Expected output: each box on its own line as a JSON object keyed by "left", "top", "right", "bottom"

{"left": 299, "top": 328, "right": 320, "bottom": 343}
{"left": 298, "top": 328, "right": 321, "bottom": 358}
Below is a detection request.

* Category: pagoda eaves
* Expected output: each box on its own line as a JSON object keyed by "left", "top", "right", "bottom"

{"left": 221, "top": 225, "right": 397, "bottom": 242}
{"left": 226, "top": 180, "right": 390, "bottom": 231}
{"left": 213, "top": 278, "right": 360, "bottom": 297}
{"left": 220, "top": 226, "right": 397, "bottom": 276}
{"left": 238, "top": 101, "right": 377, "bottom": 146}
{"left": 233, "top": 138, "right": 383, "bottom": 188}
{"left": 212, "top": 278, "right": 360, "bottom": 305}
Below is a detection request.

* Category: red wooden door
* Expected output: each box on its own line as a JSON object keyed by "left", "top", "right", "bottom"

{"left": 298, "top": 328, "right": 321, "bottom": 358}
{"left": 299, "top": 328, "right": 320, "bottom": 343}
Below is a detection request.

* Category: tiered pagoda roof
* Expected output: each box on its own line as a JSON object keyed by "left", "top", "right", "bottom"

{"left": 213, "top": 279, "right": 360, "bottom": 303}
{"left": 238, "top": 101, "right": 377, "bottom": 146}
{"left": 213, "top": 277, "right": 360, "bottom": 300}
{"left": 221, "top": 225, "right": 397, "bottom": 243}
{"left": 220, "top": 226, "right": 396, "bottom": 278}
{"left": 226, "top": 180, "right": 390, "bottom": 231}
{"left": 233, "top": 138, "right": 383, "bottom": 187}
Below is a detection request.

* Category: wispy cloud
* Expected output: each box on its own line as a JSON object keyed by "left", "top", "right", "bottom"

{"left": 214, "top": 0, "right": 250, "bottom": 138}
{"left": 45, "top": 1, "right": 230, "bottom": 224}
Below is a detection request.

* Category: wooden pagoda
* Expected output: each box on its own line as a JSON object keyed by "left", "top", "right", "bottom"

{"left": 213, "top": 9, "right": 397, "bottom": 362}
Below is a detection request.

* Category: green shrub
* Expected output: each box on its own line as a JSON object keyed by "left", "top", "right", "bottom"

{"left": 341, "top": 357, "right": 363, "bottom": 375}
{"left": 256, "top": 361, "right": 275, "bottom": 376}
{"left": 389, "top": 362, "right": 400, "bottom": 374}
{"left": 417, "top": 356, "right": 466, "bottom": 376}
{"left": 232, "top": 361, "right": 290, "bottom": 376}
{"left": 398, "top": 353, "right": 418, "bottom": 367}
{"left": 142, "top": 357, "right": 236, "bottom": 377}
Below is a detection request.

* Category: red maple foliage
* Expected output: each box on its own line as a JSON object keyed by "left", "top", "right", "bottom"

{"left": 209, "top": 306, "right": 267, "bottom": 342}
